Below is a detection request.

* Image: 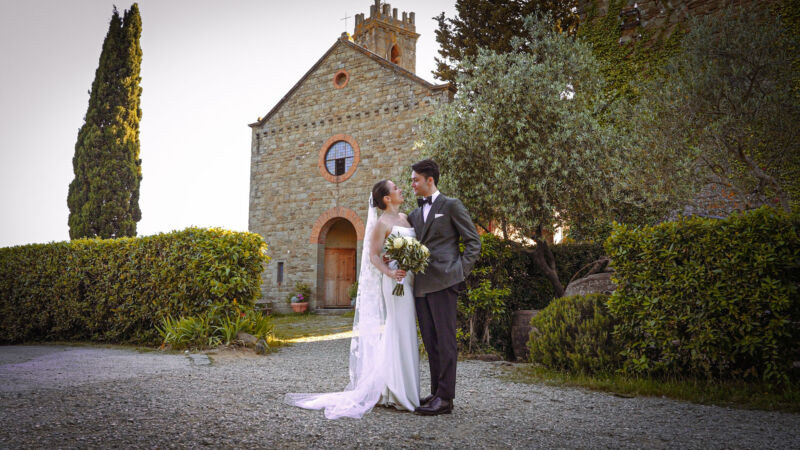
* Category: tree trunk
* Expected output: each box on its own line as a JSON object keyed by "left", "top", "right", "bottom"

{"left": 507, "top": 232, "right": 566, "bottom": 298}
{"left": 531, "top": 236, "right": 565, "bottom": 298}
{"left": 483, "top": 315, "right": 492, "bottom": 347}
{"left": 468, "top": 316, "right": 475, "bottom": 353}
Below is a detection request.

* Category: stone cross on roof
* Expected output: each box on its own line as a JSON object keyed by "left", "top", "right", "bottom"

{"left": 341, "top": 11, "right": 352, "bottom": 31}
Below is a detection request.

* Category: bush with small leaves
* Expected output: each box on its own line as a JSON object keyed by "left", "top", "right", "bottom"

{"left": 606, "top": 206, "right": 800, "bottom": 383}
{"left": 527, "top": 294, "right": 620, "bottom": 374}
{"left": 0, "top": 227, "right": 269, "bottom": 345}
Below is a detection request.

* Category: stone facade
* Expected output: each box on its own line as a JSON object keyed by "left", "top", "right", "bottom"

{"left": 248, "top": 3, "right": 453, "bottom": 313}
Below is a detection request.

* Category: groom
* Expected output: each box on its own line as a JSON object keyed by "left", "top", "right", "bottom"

{"left": 408, "top": 159, "right": 481, "bottom": 416}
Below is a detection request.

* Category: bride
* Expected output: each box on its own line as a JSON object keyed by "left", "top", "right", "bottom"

{"left": 284, "top": 180, "right": 420, "bottom": 419}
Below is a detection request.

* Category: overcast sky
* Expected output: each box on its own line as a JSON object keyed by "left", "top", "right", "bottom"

{"left": 0, "top": 0, "right": 457, "bottom": 247}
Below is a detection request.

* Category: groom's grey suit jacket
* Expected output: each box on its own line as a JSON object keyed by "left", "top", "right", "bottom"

{"left": 408, "top": 194, "right": 481, "bottom": 297}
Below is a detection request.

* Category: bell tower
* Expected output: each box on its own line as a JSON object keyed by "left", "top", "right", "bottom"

{"left": 353, "top": 1, "right": 420, "bottom": 74}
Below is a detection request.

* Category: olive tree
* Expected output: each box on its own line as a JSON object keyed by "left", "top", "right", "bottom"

{"left": 418, "top": 14, "right": 619, "bottom": 297}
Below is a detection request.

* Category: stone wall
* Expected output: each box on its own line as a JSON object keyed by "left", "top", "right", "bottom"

{"left": 249, "top": 38, "right": 451, "bottom": 313}
{"left": 578, "top": 0, "right": 769, "bottom": 44}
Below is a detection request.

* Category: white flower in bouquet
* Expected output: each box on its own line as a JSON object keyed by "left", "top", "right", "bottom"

{"left": 383, "top": 233, "right": 430, "bottom": 296}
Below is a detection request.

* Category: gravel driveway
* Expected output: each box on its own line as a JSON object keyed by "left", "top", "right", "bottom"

{"left": 1, "top": 324, "right": 799, "bottom": 449}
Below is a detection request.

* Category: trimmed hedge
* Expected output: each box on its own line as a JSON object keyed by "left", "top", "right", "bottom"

{"left": 0, "top": 227, "right": 269, "bottom": 345}
{"left": 606, "top": 207, "right": 800, "bottom": 383}
{"left": 528, "top": 294, "right": 621, "bottom": 374}
{"left": 462, "top": 234, "right": 606, "bottom": 356}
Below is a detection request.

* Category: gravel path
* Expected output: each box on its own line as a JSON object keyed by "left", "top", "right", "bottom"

{"left": 1, "top": 324, "right": 799, "bottom": 449}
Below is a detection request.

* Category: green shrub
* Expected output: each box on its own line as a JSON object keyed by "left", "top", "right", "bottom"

{"left": 245, "top": 308, "right": 275, "bottom": 341}
{"left": 606, "top": 206, "right": 800, "bottom": 383}
{"left": 156, "top": 314, "right": 220, "bottom": 350}
{"left": 470, "top": 234, "right": 606, "bottom": 310}
{"left": 458, "top": 279, "right": 509, "bottom": 352}
{"left": 0, "top": 227, "right": 270, "bottom": 345}
{"left": 461, "top": 233, "right": 606, "bottom": 356}
{"left": 527, "top": 294, "right": 621, "bottom": 374}
{"left": 156, "top": 303, "right": 274, "bottom": 350}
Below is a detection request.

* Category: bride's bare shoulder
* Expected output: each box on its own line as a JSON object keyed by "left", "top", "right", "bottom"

{"left": 373, "top": 216, "right": 392, "bottom": 234}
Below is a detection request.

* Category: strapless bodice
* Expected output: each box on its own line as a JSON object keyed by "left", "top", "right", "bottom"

{"left": 391, "top": 225, "right": 416, "bottom": 238}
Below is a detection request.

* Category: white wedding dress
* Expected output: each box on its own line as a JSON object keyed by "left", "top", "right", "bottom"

{"left": 377, "top": 225, "right": 420, "bottom": 411}
{"left": 284, "top": 197, "right": 420, "bottom": 419}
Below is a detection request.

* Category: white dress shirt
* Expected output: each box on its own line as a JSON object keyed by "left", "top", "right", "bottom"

{"left": 422, "top": 190, "right": 440, "bottom": 222}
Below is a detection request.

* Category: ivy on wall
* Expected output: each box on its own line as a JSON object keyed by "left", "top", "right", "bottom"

{"left": 579, "top": 0, "right": 799, "bottom": 102}
{"left": 577, "top": 0, "right": 684, "bottom": 103}
{"left": 775, "top": 0, "right": 800, "bottom": 95}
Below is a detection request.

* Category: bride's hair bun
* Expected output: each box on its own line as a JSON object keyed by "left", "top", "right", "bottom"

{"left": 371, "top": 180, "right": 390, "bottom": 210}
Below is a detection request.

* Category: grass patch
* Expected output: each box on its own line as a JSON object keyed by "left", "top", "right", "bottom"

{"left": 271, "top": 313, "right": 353, "bottom": 342}
{"left": 503, "top": 364, "right": 800, "bottom": 413}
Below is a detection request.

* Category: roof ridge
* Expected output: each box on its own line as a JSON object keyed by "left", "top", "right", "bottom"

{"left": 249, "top": 37, "right": 454, "bottom": 128}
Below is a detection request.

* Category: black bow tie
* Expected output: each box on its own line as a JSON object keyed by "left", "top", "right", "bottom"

{"left": 418, "top": 196, "right": 433, "bottom": 207}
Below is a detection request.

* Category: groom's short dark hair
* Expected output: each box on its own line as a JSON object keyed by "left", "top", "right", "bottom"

{"left": 412, "top": 159, "right": 439, "bottom": 186}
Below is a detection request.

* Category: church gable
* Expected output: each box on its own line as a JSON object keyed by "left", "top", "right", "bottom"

{"left": 250, "top": 37, "right": 452, "bottom": 130}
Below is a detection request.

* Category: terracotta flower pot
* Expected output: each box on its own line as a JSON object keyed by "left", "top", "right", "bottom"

{"left": 291, "top": 302, "right": 309, "bottom": 313}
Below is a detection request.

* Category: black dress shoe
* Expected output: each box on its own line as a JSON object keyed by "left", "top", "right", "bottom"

{"left": 419, "top": 394, "right": 435, "bottom": 407}
{"left": 414, "top": 397, "right": 453, "bottom": 416}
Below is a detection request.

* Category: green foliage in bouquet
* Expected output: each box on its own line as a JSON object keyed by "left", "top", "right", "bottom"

{"left": 383, "top": 234, "right": 430, "bottom": 296}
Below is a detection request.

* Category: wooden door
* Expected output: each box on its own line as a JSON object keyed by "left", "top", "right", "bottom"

{"left": 324, "top": 248, "right": 356, "bottom": 307}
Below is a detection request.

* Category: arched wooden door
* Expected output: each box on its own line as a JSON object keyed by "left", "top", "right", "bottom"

{"left": 322, "top": 219, "right": 357, "bottom": 307}
{"left": 323, "top": 248, "right": 356, "bottom": 307}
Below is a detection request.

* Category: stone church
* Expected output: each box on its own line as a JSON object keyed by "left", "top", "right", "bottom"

{"left": 248, "top": 1, "right": 454, "bottom": 313}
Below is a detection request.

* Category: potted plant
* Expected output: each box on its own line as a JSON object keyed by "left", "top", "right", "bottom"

{"left": 348, "top": 281, "right": 359, "bottom": 306}
{"left": 288, "top": 282, "right": 311, "bottom": 313}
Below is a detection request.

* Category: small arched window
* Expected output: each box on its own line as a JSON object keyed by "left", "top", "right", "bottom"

{"left": 390, "top": 44, "right": 401, "bottom": 65}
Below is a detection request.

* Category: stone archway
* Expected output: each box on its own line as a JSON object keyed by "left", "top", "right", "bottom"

{"left": 310, "top": 207, "right": 364, "bottom": 308}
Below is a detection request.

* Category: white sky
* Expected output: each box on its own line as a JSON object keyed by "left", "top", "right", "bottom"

{"left": 0, "top": 0, "right": 456, "bottom": 247}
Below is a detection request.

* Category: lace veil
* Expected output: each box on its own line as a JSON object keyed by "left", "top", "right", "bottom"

{"left": 284, "top": 194, "right": 387, "bottom": 419}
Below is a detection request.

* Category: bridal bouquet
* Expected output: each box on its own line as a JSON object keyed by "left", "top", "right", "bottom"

{"left": 383, "top": 234, "right": 430, "bottom": 296}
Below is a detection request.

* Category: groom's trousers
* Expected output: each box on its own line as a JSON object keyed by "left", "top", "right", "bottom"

{"left": 415, "top": 283, "right": 460, "bottom": 400}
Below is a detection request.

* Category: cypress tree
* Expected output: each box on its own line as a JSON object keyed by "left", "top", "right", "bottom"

{"left": 68, "top": 4, "right": 143, "bottom": 239}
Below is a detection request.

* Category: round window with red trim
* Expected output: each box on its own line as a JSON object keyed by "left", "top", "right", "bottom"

{"left": 324, "top": 141, "right": 354, "bottom": 176}
{"left": 333, "top": 70, "right": 349, "bottom": 89}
